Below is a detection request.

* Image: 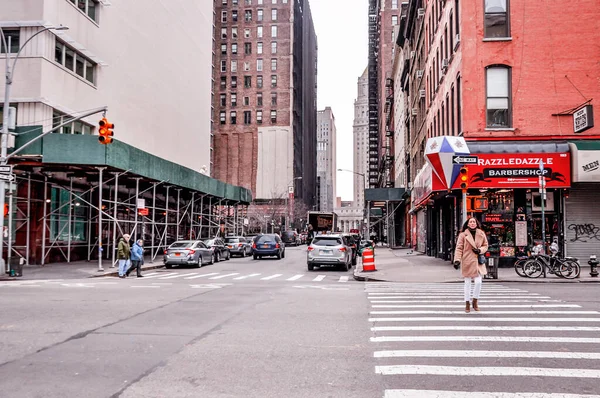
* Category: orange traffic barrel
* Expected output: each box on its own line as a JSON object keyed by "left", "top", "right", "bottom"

{"left": 362, "top": 247, "right": 377, "bottom": 272}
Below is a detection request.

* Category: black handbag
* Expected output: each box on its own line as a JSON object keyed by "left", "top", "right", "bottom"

{"left": 478, "top": 254, "right": 486, "bottom": 265}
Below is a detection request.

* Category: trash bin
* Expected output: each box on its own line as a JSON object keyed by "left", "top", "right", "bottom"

{"left": 485, "top": 256, "right": 498, "bottom": 279}
{"left": 9, "top": 257, "right": 23, "bottom": 277}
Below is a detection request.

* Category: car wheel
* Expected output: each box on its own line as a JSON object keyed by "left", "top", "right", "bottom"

{"left": 214, "top": 253, "right": 219, "bottom": 263}
{"left": 276, "top": 251, "right": 281, "bottom": 260}
{"left": 282, "top": 250, "right": 286, "bottom": 259}
{"left": 351, "top": 255, "right": 357, "bottom": 266}
{"left": 241, "top": 250, "right": 246, "bottom": 258}
{"left": 307, "top": 263, "right": 314, "bottom": 271}
{"left": 165, "top": 264, "right": 172, "bottom": 269}
{"left": 226, "top": 251, "right": 231, "bottom": 260}
{"left": 195, "top": 259, "right": 202, "bottom": 268}
{"left": 253, "top": 254, "right": 258, "bottom": 260}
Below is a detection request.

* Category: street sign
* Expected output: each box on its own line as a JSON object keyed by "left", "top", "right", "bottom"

{"left": 452, "top": 155, "right": 478, "bottom": 164}
{"left": 0, "top": 165, "right": 12, "bottom": 173}
{"left": 0, "top": 174, "right": 15, "bottom": 182}
{"left": 138, "top": 208, "right": 149, "bottom": 216}
{"left": 136, "top": 198, "right": 146, "bottom": 209}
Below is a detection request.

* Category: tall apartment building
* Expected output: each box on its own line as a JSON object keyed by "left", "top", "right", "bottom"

{"left": 316, "top": 107, "right": 336, "bottom": 211}
{"left": 397, "top": 0, "right": 600, "bottom": 262}
{"left": 0, "top": 0, "right": 250, "bottom": 266}
{"left": 353, "top": 68, "right": 369, "bottom": 209}
{"left": 213, "top": 0, "right": 318, "bottom": 211}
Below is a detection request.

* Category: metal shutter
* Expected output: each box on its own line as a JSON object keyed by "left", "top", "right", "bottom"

{"left": 564, "top": 184, "right": 600, "bottom": 260}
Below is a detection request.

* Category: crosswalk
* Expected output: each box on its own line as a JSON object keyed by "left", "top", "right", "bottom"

{"left": 367, "top": 283, "right": 600, "bottom": 398}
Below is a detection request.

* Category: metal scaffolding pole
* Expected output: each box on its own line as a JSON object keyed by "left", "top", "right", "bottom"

{"left": 111, "top": 173, "right": 119, "bottom": 268}
{"left": 200, "top": 195, "right": 205, "bottom": 239}
{"left": 7, "top": 180, "right": 14, "bottom": 267}
{"left": 97, "top": 167, "right": 105, "bottom": 272}
{"left": 134, "top": 177, "right": 140, "bottom": 241}
{"left": 164, "top": 185, "right": 170, "bottom": 242}
{"left": 189, "top": 192, "right": 195, "bottom": 239}
{"left": 175, "top": 189, "right": 181, "bottom": 241}
{"left": 151, "top": 182, "right": 156, "bottom": 263}
{"left": 26, "top": 173, "right": 31, "bottom": 265}
{"left": 67, "top": 177, "right": 73, "bottom": 263}
{"left": 41, "top": 177, "right": 48, "bottom": 266}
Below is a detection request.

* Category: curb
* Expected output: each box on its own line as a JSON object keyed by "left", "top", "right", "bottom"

{"left": 352, "top": 271, "right": 600, "bottom": 284}
{"left": 88, "top": 264, "right": 165, "bottom": 278}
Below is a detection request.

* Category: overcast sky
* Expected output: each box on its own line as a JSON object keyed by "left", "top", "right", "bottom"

{"left": 310, "top": 0, "right": 368, "bottom": 202}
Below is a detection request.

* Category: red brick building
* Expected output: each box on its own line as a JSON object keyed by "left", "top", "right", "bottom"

{"left": 398, "top": 0, "right": 600, "bottom": 262}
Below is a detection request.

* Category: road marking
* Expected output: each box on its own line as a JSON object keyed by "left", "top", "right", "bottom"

{"left": 286, "top": 274, "right": 304, "bottom": 281}
{"left": 370, "top": 310, "right": 598, "bottom": 315}
{"left": 369, "top": 300, "right": 550, "bottom": 303}
{"left": 372, "top": 325, "right": 600, "bottom": 332}
{"left": 261, "top": 274, "right": 282, "bottom": 280}
{"left": 131, "top": 285, "right": 161, "bottom": 288}
{"left": 140, "top": 272, "right": 159, "bottom": 277}
{"left": 374, "top": 350, "right": 600, "bottom": 359}
{"left": 184, "top": 273, "right": 219, "bottom": 279}
{"left": 159, "top": 273, "right": 199, "bottom": 280}
{"left": 384, "top": 390, "right": 600, "bottom": 398}
{"left": 313, "top": 275, "right": 326, "bottom": 282}
{"left": 293, "top": 285, "right": 350, "bottom": 291}
{"left": 368, "top": 295, "right": 550, "bottom": 299}
{"left": 339, "top": 276, "right": 349, "bottom": 282}
{"left": 60, "top": 283, "right": 96, "bottom": 288}
{"left": 376, "top": 365, "right": 600, "bottom": 378}
{"left": 209, "top": 273, "right": 239, "bottom": 280}
{"left": 233, "top": 273, "right": 261, "bottom": 280}
{"left": 371, "top": 336, "right": 600, "bottom": 343}
{"left": 371, "top": 304, "right": 581, "bottom": 308}
{"left": 141, "top": 272, "right": 177, "bottom": 279}
{"left": 369, "top": 317, "right": 600, "bottom": 323}
{"left": 190, "top": 283, "right": 232, "bottom": 289}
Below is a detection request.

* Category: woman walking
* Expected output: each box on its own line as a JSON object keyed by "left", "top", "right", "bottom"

{"left": 453, "top": 217, "right": 489, "bottom": 313}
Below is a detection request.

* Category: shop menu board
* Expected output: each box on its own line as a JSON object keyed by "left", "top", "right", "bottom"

{"left": 515, "top": 221, "right": 528, "bottom": 247}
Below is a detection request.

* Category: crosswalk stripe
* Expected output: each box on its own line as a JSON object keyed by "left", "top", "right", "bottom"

{"left": 370, "top": 310, "right": 598, "bottom": 315}
{"left": 159, "top": 273, "right": 198, "bottom": 280}
{"left": 184, "top": 273, "right": 219, "bottom": 279}
{"left": 384, "top": 390, "right": 600, "bottom": 398}
{"left": 370, "top": 300, "right": 552, "bottom": 303}
{"left": 286, "top": 274, "right": 304, "bottom": 281}
{"left": 368, "top": 289, "right": 528, "bottom": 292}
{"left": 141, "top": 272, "right": 177, "bottom": 279}
{"left": 233, "top": 273, "right": 261, "bottom": 280}
{"left": 313, "top": 275, "right": 326, "bottom": 282}
{"left": 209, "top": 273, "right": 239, "bottom": 280}
{"left": 140, "top": 272, "right": 159, "bottom": 277}
{"left": 371, "top": 336, "right": 600, "bottom": 343}
{"left": 369, "top": 317, "right": 600, "bottom": 323}
{"left": 376, "top": 365, "right": 600, "bottom": 378}
{"left": 371, "top": 304, "right": 580, "bottom": 308}
{"left": 261, "top": 274, "right": 282, "bottom": 280}
{"left": 374, "top": 350, "right": 600, "bottom": 359}
{"left": 372, "top": 325, "right": 600, "bottom": 332}
{"left": 368, "top": 295, "right": 550, "bottom": 299}
{"left": 339, "top": 276, "right": 349, "bottom": 282}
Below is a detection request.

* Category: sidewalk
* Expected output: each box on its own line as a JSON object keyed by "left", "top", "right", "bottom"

{"left": 0, "top": 257, "right": 164, "bottom": 281}
{"left": 353, "top": 247, "right": 600, "bottom": 283}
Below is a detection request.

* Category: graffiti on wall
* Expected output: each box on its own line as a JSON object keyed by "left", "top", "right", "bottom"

{"left": 568, "top": 223, "right": 600, "bottom": 243}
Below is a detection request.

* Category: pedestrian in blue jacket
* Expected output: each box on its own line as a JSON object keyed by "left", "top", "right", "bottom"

{"left": 127, "top": 239, "right": 145, "bottom": 277}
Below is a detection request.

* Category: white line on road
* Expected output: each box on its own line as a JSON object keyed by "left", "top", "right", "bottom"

{"left": 131, "top": 285, "right": 161, "bottom": 288}
{"left": 371, "top": 304, "right": 580, "bottom": 309}
{"left": 286, "top": 274, "right": 304, "bottom": 281}
{"left": 233, "top": 273, "right": 261, "bottom": 280}
{"left": 339, "top": 276, "right": 349, "bottom": 282}
{"left": 209, "top": 273, "right": 239, "bottom": 280}
{"left": 384, "top": 389, "right": 600, "bottom": 398}
{"left": 371, "top": 336, "right": 600, "bottom": 344}
{"left": 141, "top": 272, "right": 177, "bottom": 279}
{"left": 313, "top": 275, "right": 326, "bottom": 282}
{"left": 138, "top": 272, "right": 159, "bottom": 277}
{"left": 261, "top": 274, "right": 282, "bottom": 280}
{"left": 184, "top": 273, "right": 219, "bottom": 279}
{"left": 369, "top": 317, "right": 600, "bottom": 323}
{"left": 372, "top": 325, "right": 600, "bottom": 332}
{"left": 376, "top": 365, "right": 600, "bottom": 378}
{"left": 370, "top": 310, "right": 598, "bottom": 315}
{"left": 159, "top": 273, "right": 198, "bottom": 280}
{"left": 374, "top": 350, "right": 600, "bottom": 359}
{"left": 369, "top": 300, "right": 551, "bottom": 303}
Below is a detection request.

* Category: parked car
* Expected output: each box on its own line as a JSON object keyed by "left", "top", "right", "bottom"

{"left": 299, "top": 232, "right": 308, "bottom": 244}
{"left": 203, "top": 238, "right": 231, "bottom": 262}
{"left": 341, "top": 233, "right": 358, "bottom": 266}
{"left": 252, "top": 234, "right": 285, "bottom": 259}
{"left": 224, "top": 236, "right": 252, "bottom": 257}
{"left": 164, "top": 240, "right": 213, "bottom": 268}
{"left": 307, "top": 234, "right": 352, "bottom": 271}
{"left": 281, "top": 231, "right": 301, "bottom": 246}
{"left": 358, "top": 240, "right": 375, "bottom": 256}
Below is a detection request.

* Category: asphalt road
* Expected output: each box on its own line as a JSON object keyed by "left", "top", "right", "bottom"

{"left": 1, "top": 246, "right": 600, "bottom": 398}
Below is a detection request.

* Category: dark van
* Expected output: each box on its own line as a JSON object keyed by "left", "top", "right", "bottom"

{"left": 281, "top": 231, "right": 300, "bottom": 246}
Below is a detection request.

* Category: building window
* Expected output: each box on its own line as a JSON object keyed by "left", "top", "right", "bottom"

{"left": 271, "top": 92, "right": 277, "bottom": 105}
{"left": 231, "top": 76, "right": 238, "bottom": 88}
{"left": 257, "top": 93, "right": 263, "bottom": 106}
{"left": 258, "top": 9, "right": 264, "bottom": 21}
{"left": 271, "top": 59, "right": 277, "bottom": 71}
{"left": 244, "top": 28, "right": 251, "bottom": 38}
{"left": 231, "top": 93, "right": 237, "bottom": 107}
{"left": 484, "top": 0, "right": 509, "bottom": 38}
{"left": 0, "top": 29, "right": 20, "bottom": 53}
{"left": 257, "top": 59, "right": 263, "bottom": 71}
{"left": 245, "top": 0, "right": 252, "bottom": 5}
{"left": 244, "top": 111, "right": 252, "bottom": 125}
{"left": 221, "top": 11, "right": 227, "bottom": 22}
{"left": 220, "top": 111, "right": 226, "bottom": 124}
{"left": 271, "top": 42, "right": 277, "bottom": 54}
{"left": 244, "top": 42, "right": 252, "bottom": 54}
{"left": 232, "top": 10, "right": 239, "bottom": 22}
{"left": 232, "top": 43, "right": 238, "bottom": 54}
{"left": 271, "top": 75, "right": 277, "bottom": 87}
{"left": 223, "top": 0, "right": 227, "bottom": 3}
{"left": 258, "top": 0, "right": 263, "bottom": 4}
{"left": 220, "top": 76, "right": 227, "bottom": 90}
{"left": 221, "top": 44, "right": 227, "bottom": 55}
{"left": 54, "top": 39, "right": 97, "bottom": 84}
{"left": 230, "top": 111, "right": 237, "bottom": 124}
{"left": 392, "top": 0, "right": 398, "bottom": 9}
{"left": 257, "top": 42, "right": 263, "bottom": 54}
{"left": 244, "top": 96, "right": 250, "bottom": 106}
{"left": 52, "top": 109, "right": 93, "bottom": 135}
{"left": 232, "top": 27, "right": 238, "bottom": 39}
{"left": 244, "top": 76, "right": 252, "bottom": 88}
{"left": 257, "top": 26, "right": 263, "bottom": 38}
{"left": 392, "top": 15, "right": 398, "bottom": 25}
{"left": 245, "top": 10, "right": 253, "bottom": 22}
{"left": 221, "top": 28, "right": 227, "bottom": 39}
{"left": 270, "top": 110, "right": 277, "bottom": 123}
{"left": 231, "top": 60, "right": 237, "bottom": 72}
{"left": 486, "top": 66, "right": 511, "bottom": 128}
{"left": 221, "top": 60, "right": 227, "bottom": 72}
{"left": 257, "top": 75, "right": 263, "bottom": 88}
{"left": 220, "top": 94, "right": 227, "bottom": 107}
{"left": 272, "top": 9, "right": 278, "bottom": 21}
{"left": 244, "top": 62, "right": 250, "bottom": 71}
{"left": 232, "top": 0, "right": 238, "bottom": 4}
{"left": 68, "top": 0, "right": 99, "bottom": 22}
{"left": 272, "top": 0, "right": 277, "bottom": 3}
{"left": 257, "top": 110, "right": 263, "bottom": 124}
{"left": 450, "top": 85, "right": 455, "bottom": 135}
{"left": 271, "top": 26, "right": 278, "bottom": 38}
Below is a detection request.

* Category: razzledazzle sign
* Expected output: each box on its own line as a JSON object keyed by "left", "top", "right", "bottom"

{"left": 450, "top": 153, "right": 571, "bottom": 189}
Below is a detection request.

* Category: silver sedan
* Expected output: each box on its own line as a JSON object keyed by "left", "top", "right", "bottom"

{"left": 164, "top": 240, "right": 213, "bottom": 268}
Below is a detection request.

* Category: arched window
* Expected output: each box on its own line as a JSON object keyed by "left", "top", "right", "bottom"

{"left": 484, "top": 0, "right": 510, "bottom": 38}
{"left": 486, "top": 65, "right": 512, "bottom": 128}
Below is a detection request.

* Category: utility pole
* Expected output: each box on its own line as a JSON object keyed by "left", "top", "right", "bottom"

{"left": 539, "top": 161, "right": 547, "bottom": 278}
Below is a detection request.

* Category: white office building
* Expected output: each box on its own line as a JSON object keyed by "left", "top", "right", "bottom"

{"left": 317, "top": 107, "right": 336, "bottom": 212}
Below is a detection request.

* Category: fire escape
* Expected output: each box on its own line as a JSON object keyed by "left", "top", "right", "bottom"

{"left": 368, "top": 0, "right": 380, "bottom": 189}
{"left": 381, "top": 77, "right": 395, "bottom": 188}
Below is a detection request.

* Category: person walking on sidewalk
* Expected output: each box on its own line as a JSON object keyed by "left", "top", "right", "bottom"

{"left": 126, "top": 239, "right": 145, "bottom": 278}
{"left": 117, "top": 234, "right": 131, "bottom": 278}
{"left": 453, "top": 217, "right": 488, "bottom": 313}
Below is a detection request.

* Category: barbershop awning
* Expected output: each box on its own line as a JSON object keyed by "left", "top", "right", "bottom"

{"left": 467, "top": 141, "right": 570, "bottom": 154}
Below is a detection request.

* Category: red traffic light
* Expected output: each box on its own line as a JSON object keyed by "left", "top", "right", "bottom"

{"left": 98, "top": 117, "right": 114, "bottom": 145}
{"left": 459, "top": 166, "right": 469, "bottom": 190}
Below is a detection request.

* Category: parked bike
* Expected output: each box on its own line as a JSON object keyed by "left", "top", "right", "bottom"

{"left": 514, "top": 243, "right": 580, "bottom": 279}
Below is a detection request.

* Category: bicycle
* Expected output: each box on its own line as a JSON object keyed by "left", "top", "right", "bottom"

{"left": 521, "top": 253, "right": 580, "bottom": 279}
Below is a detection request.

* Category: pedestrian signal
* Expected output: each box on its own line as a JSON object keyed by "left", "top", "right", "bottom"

{"left": 98, "top": 118, "right": 114, "bottom": 144}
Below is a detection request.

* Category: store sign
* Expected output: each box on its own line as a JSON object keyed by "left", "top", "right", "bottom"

{"left": 451, "top": 153, "right": 571, "bottom": 189}
{"left": 573, "top": 105, "right": 594, "bottom": 134}
{"left": 571, "top": 145, "right": 600, "bottom": 182}
{"left": 483, "top": 213, "right": 512, "bottom": 222}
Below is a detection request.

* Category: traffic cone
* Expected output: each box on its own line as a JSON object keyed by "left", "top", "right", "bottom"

{"left": 361, "top": 247, "right": 377, "bottom": 272}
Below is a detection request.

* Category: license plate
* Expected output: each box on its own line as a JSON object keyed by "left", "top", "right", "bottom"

{"left": 321, "top": 250, "right": 332, "bottom": 255}
{"left": 227, "top": 246, "right": 233, "bottom": 248}
{"left": 175, "top": 253, "right": 181, "bottom": 256}
{"left": 263, "top": 244, "right": 269, "bottom": 248}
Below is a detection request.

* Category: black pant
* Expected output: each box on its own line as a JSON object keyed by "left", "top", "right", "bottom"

{"left": 126, "top": 260, "right": 142, "bottom": 276}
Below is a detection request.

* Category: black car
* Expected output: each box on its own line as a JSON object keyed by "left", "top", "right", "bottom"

{"left": 341, "top": 233, "right": 358, "bottom": 266}
{"left": 203, "top": 238, "right": 231, "bottom": 262}
{"left": 281, "top": 231, "right": 301, "bottom": 246}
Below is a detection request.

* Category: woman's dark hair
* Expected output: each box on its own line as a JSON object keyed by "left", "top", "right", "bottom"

{"left": 461, "top": 217, "right": 482, "bottom": 232}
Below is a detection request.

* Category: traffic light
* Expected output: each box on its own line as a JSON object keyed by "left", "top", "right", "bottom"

{"left": 459, "top": 166, "right": 469, "bottom": 190}
{"left": 98, "top": 117, "right": 114, "bottom": 144}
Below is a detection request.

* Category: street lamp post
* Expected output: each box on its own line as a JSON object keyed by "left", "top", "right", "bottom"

{"left": 1, "top": 25, "right": 68, "bottom": 272}
{"left": 285, "top": 176, "right": 302, "bottom": 231}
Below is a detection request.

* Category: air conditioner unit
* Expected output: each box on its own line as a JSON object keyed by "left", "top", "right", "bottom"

{"left": 416, "top": 70, "right": 424, "bottom": 79}
{"left": 411, "top": 108, "right": 418, "bottom": 116}
{"left": 417, "top": 8, "right": 425, "bottom": 18}
{"left": 454, "top": 34, "right": 461, "bottom": 50}
{"left": 419, "top": 89, "right": 426, "bottom": 98}
{"left": 410, "top": 50, "right": 415, "bottom": 59}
